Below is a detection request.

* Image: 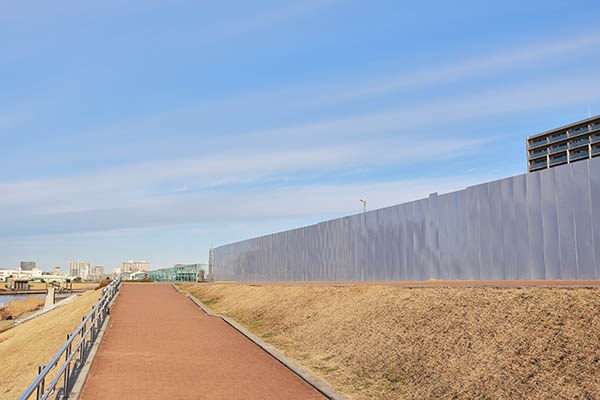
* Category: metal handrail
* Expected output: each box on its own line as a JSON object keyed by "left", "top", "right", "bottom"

{"left": 19, "top": 274, "right": 122, "bottom": 400}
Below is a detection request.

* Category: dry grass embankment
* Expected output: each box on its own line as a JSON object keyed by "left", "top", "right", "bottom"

{"left": 179, "top": 284, "right": 600, "bottom": 400}
{"left": 0, "top": 297, "right": 45, "bottom": 320}
{"left": 0, "top": 290, "right": 102, "bottom": 400}
{"left": 26, "top": 282, "right": 98, "bottom": 291}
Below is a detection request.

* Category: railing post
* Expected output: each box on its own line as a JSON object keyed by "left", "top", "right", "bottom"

{"left": 64, "top": 334, "right": 71, "bottom": 397}
{"left": 36, "top": 365, "right": 44, "bottom": 400}
{"left": 91, "top": 307, "right": 95, "bottom": 342}
{"left": 80, "top": 316, "right": 86, "bottom": 361}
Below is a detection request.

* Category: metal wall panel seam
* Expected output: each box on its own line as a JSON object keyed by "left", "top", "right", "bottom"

{"left": 213, "top": 158, "right": 600, "bottom": 282}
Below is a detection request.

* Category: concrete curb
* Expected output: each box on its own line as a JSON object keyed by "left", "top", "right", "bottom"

{"left": 69, "top": 290, "right": 120, "bottom": 400}
{"left": 172, "top": 284, "right": 347, "bottom": 400}
{"left": 14, "top": 294, "right": 78, "bottom": 325}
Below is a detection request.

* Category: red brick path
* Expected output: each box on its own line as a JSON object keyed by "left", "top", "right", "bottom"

{"left": 80, "top": 283, "right": 324, "bottom": 400}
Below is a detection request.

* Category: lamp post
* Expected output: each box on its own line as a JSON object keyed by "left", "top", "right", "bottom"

{"left": 360, "top": 199, "right": 366, "bottom": 213}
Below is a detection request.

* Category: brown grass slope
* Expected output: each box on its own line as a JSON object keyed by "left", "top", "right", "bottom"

{"left": 0, "top": 291, "right": 101, "bottom": 400}
{"left": 179, "top": 284, "right": 600, "bottom": 400}
{"left": 0, "top": 297, "right": 45, "bottom": 320}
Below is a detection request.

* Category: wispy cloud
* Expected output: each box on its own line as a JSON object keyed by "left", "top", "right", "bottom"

{"left": 62, "top": 32, "right": 600, "bottom": 155}
{"left": 0, "top": 136, "right": 485, "bottom": 214}
{"left": 2, "top": 68, "right": 600, "bottom": 223}
{"left": 308, "top": 33, "right": 600, "bottom": 105}
{"left": 0, "top": 172, "right": 500, "bottom": 240}
{"left": 2, "top": 17, "right": 600, "bottom": 264}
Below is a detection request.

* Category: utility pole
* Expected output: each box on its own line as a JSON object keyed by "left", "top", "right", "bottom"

{"left": 360, "top": 199, "right": 366, "bottom": 213}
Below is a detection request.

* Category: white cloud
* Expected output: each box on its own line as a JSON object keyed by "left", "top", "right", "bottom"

{"left": 2, "top": 70, "right": 600, "bottom": 221}
{"left": 63, "top": 32, "right": 600, "bottom": 154}
{"left": 0, "top": 172, "right": 500, "bottom": 240}
{"left": 308, "top": 33, "right": 600, "bottom": 105}
{"left": 2, "top": 31, "right": 600, "bottom": 244}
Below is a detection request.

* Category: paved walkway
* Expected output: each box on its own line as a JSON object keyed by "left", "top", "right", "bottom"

{"left": 81, "top": 283, "right": 324, "bottom": 400}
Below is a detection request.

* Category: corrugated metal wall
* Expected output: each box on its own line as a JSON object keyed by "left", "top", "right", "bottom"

{"left": 213, "top": 158, "right": 600, "bottom": 281}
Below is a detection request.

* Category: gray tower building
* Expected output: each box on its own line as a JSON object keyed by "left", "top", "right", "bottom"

{"left": 20, "top": 261, "right": 36, "bottom": 271}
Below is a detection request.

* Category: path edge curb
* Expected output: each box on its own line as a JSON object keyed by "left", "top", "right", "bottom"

{"left": 172, "top": 284, "right": 347, "bottom": 400}
{"left": 69, "top": 290, "right": 120, "bottom": 400}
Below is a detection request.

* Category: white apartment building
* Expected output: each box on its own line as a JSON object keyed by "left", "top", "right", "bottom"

{"left": 91, "top": 266, "right": 104, "bottom": 277}
{"left": 0, "top": 268, "right": 43, "bottom": 282}
{"left": 69, "top": 261, "right": 91, "bottom": 279}
{"left": 0, "top": 269, "right": 18, "bottom": 282}
{"left": 122, "top": 260, "right": 150, "bottom": 273}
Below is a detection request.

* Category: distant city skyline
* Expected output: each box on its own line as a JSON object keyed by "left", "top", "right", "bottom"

{"left": 1, "top": 1, "right": 600, "bottom": 267}
{"left": 0, "top": 259, "right": 193, "bottom": 274}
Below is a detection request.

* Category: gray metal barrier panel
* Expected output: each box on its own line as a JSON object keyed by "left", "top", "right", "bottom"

{"left": 213, "top": 158, "right": 600, "bottom": 281}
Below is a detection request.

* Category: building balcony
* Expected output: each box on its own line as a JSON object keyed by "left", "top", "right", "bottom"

{"left": 569, "top": 138, "right": 590, "bottom": 149}
{"left": 528, "top": 149, "right": 547, "bottom": 159}
{"left": 569, "top": 149, "right": 589, "bottom": 161}
{"left": 548, "top": 132, "right": 568, "bottom": 143}
{"left": 592, "top": 146, "right": 600, "bottom": 156}
{"left": 567, "top": 125, "right": 590, "bottom": 138}
{"left": 528, "top": 139, "right": 548, "bottom": 150}
{"left": 549, "top": 154, "right": 568, "bottom": 165}
{"left": 529, "top": 159, "right": 547, "bottom": 170}
{"left": 548, "top": 144, "right": 568, "bottom": 154}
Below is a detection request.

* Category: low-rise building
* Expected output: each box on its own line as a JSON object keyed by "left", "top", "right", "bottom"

{"left": 0, "top": 267, "right": 42, "bottom": 282}
{"left": 0, "top": 269, "right": 19, "bottom": 282}
{"left": 122, "top": 260, "right": 150, "bottom": 273}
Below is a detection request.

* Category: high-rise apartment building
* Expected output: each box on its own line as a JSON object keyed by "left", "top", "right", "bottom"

{"left": 527, "top": 115, "right": 600, "bottom": 172}
{"left": 20, "top": 261, "right": 36, "bottom": 271}
{"left": 53, "top": 266, "right": 61, "bottom": 275}
{"left": 69, "top": 261, "right": 91, "bottom": 279}
{"left": 122, "top": 260, "right": 150, "bottom": 273}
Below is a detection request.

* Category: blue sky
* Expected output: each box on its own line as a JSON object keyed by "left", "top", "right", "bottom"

{"left": 2, "top": 0, "right": 600, "bottom": 272}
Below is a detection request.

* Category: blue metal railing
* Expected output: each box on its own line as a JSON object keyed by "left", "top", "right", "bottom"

{"left": 19, "top": 274, "right": 122, "bottom": 400}
{"left": 527, "top": 139, "right": 547, "bottom": 150}
{"left": 549, "top": 154, "right": 568, "bottom": 165}
{"left": 548, "top": 133, "right": 567, "bottom": 143}
{"left": 569, "top": 138, "right": 590, "bottom": 148}
{"left": 567, "top": 125, "right": 590, "bottom": 137}
{"left": 528, "top": 148, "right": 547, "bottom": 159}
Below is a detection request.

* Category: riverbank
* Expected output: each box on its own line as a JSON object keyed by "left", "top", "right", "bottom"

{"left": 179, "top": 283, "right": 600, "bottom": 400}
{"left": 0, "top": 290, "right": 102, "bottom": 400}
{"left": 0, "top": 296, "right": 44, "bottom": 321}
